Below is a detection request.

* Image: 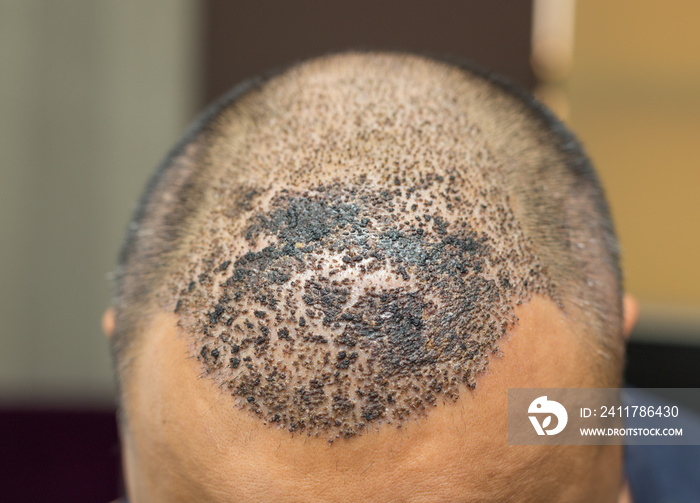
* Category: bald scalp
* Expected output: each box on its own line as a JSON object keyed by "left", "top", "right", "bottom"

{"left": 113, "top": 53, "right": 622, "bottom": 440}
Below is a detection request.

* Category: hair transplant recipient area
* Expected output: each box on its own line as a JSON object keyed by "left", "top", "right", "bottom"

{"left": 113, "top": 52, "right": 621, "bottom": 451}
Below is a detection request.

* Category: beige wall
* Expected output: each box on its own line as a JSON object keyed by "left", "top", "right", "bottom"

{"left": 0, "top": 0, "right": 200, "bottom": 405}
{"left": 568, "top": 1, "right": 700, "bottom": 342}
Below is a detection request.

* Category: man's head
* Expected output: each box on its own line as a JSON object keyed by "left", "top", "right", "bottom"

{"left": 105, "top": 52, "right": 630, "bottom": 502}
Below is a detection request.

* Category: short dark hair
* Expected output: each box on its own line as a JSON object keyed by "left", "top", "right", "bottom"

{"left": 111, "top": 52, "right": 622, "bottom": 439}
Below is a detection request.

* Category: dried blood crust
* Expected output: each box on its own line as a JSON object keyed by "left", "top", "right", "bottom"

{"left": 159, "top": 54, "right": 556, "bottom": 439}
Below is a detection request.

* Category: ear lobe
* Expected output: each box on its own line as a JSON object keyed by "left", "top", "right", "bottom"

{"left": 622, "top": 294, "right": 639, "bottom": 341}
{"left": 102, "top": 307, "right": 116, "bottom": 339}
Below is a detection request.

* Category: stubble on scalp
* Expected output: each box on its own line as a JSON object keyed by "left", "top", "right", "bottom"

{"left": 158, "top": 54, "right": 556, "bottom": 440}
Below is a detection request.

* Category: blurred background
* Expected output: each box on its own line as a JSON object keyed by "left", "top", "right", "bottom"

{"left": 1, "top": 1, "right": 698, "bottom": 501}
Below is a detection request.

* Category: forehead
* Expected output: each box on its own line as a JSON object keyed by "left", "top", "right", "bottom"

{"left": 156, "top": 54, "right": 557, "bottom": 441}
{"left": 124, "top": 299, "right": 613, "bottom": 502}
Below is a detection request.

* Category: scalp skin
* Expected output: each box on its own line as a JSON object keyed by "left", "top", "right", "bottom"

{"left": 114, "top": 52, "right": 623, "bottom": 443}
{"left": 157, "top": 54, "right": 557, "bottom": 439}
{"left": 110, "top": 51, "right": 626, "bottom": 502}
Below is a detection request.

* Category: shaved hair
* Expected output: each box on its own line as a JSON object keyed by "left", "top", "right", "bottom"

{"left": 111, "top": 52, "right": 622, "bottom": 440}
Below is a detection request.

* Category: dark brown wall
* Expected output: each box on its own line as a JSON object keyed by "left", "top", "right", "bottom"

{"left": 203, "top": 1, "right": 534, "bottom": 104}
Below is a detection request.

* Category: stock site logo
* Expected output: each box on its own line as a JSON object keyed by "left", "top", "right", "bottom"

{"left": 528, "top": 396, "right": 568, "bottom": 435}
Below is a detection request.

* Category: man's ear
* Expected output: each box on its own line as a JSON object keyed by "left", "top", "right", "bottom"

{"left": 102, "top": 307, "right": 116, "bottom": 339}
{"left": 622, "top": 294, "right": 639, "bottom": 341}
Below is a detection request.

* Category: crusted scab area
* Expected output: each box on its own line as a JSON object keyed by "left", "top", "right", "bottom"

{"left": 158, "top": 55, "right": 559, "bottom": 439}
{"left": 172, "top": 176, "right": 553, "bottom": 439}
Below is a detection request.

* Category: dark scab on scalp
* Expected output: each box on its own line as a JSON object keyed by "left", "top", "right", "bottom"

{"left": 246, "top": 196, "right": 360, "bottom": 245}
{"left": 176, "top": 180, "right": 553, "bottom": 440}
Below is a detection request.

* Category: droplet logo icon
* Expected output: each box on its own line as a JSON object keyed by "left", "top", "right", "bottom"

{"left": 528, "top": 396, "right": 568, "bottom": 435}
